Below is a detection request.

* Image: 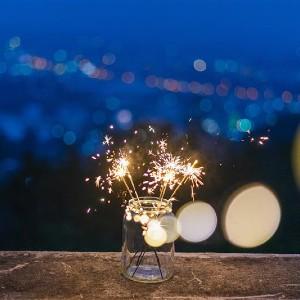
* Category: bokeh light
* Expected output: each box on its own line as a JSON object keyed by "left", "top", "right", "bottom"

{"left": 102, "top": 53, "right": 116, "bottom": 65}
{"left": 121, "top": 72, "right": 135, "bottom": 84}
{"left": 202, "top": 118, "right": 220, "bottom": 135}
{"left": 63, "top": 131, "right": 77, "bottom": 145}
{"left": 9, "top": 36, "right": 21, "bottom": 49}
{"left": 160, "top": 215, "right": 179, "bottom": 243}
{"left": 223, "top": 183, "right": 281, "bottom": 248}
{"left": 53, "top": 63, "right": 66, "bottom": 75}
{"left": 116, "top": 109, "right": 132, "bottom": 128}
{"left": 292, "top": 126, "right": 300, "bottom": 188}
{"left": 144, "top": 219, "right": 167, "bottom": 247}
{"left": 246, "top": 87, "right": 258, "bottom": 100}
{"left": 237, "top": 118, "right": 252, "bottom": 132}
{"left": 0, "top": 34, "right": 298, "bottom": 145}
{"left": 282, "top": 90, "right": 293, "bottom": 102}
{"left": 193, "top": 59, "right": 207, "bottom": 72}
{"left": 177, "top": 201, "right": 217, "bottom": 243}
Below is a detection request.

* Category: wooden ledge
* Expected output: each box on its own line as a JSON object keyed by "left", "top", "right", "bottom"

{"left": 0, "top": 252, "right": 299, "bottom": 299}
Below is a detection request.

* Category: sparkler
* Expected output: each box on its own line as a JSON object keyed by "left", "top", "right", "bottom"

{"left": 168, "top": 160, "right": 204, "bottom": 202}
{"left": 109, "top": 151, "right": 140, "bottom": 204}
{"left": 93, "top": 125, "right": 205, "bottom": 206}
{"left": 181, "top": 161, "right": 205, "bottom": 201}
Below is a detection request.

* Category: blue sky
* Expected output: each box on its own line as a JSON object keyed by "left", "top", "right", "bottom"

{"left": 1, "top": 0, "right": 300, "bottom": 60}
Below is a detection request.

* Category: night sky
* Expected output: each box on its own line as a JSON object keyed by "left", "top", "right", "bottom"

{"left": 0, "top": 0, "right": 299, "bottom": 252}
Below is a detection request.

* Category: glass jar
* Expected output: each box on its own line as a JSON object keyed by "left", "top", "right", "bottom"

{"left": 121, "top": 197, "right": 176, "bottom": 283}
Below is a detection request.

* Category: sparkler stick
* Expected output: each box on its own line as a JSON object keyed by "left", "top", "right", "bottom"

{"left": 121, "top": 177, "right": 134, "bottom": 199}
{"left": 127, "top": 174, "right": 141, "bottom": 204}
{"left": 168, "top": 160, "right": 198, "bottom": 201}
{"left": 158, "top": 184, "right": 163, "bottom": 199}
{"left": 191, "top": 185, "right": 195, "bottom": 202}
{"left": 132, "top": 247, "right": 145, "bottom": 277}
{"left": 153, "top": 248, "right": 163, "bottom": 279}
{"left": 159, "top": 183, "right": 168, "bottom": 203}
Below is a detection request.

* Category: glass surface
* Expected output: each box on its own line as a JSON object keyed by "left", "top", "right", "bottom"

{"left": 121, "top": 197, "right": 175, "bottom": 283}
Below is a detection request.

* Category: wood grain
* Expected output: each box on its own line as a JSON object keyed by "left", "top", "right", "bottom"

{"left": 0, "top": 252, "right": 299, "bottom": 299}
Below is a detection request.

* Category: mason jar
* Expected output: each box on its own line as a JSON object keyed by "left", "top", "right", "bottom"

{"left": 121, "top": 197, "right": 176, "bottom": 283}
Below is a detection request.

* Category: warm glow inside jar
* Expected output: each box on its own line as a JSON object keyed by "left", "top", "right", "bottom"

{"left": 121, "top": 197, "right": 176, "bottom": 283}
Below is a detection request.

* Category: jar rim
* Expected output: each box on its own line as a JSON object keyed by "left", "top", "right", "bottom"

{"left": 127, "top": 197, "right": 172, "bottom": 215}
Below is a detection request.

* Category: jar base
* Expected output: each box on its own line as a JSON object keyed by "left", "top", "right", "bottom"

{"left": 122, "top": 265, "right": 173, "bottom": 283}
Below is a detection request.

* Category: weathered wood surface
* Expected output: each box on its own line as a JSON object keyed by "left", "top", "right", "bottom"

{"left": 0, "top": 252, "right": 299, "bottom": 299}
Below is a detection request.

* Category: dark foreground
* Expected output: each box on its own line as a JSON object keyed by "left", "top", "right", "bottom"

{"left": 0, "top": 252, "right": 299, "bottom": 299}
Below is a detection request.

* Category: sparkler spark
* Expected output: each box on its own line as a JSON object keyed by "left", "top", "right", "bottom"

{"left": 181, "top": 161, "right": 205, "bottom": 201}
{"left": 110, "top": 155, "right": 129, "bottom": 179}
{"left": 93, "top": 126, "right": 205, "bottom": 207}
{"left": 243, "top": 131, "right": 270, "bottom": 146}
{"left": 182, "top": 162, "right": 204, "bottom": 188}
{"left": 95, "top": 176, "right": 101, "bottom": 188}
{"left": 158, "top": 139, "right": 167, "bottom": 152}
{"left": 147, "top": 152, "right": 182, "bottom": 191}
{"left": 148, "top": 125, "right": 155, "bottom": 133}
{"left": 103, "top": 135, "right": 113, "bottom": 145}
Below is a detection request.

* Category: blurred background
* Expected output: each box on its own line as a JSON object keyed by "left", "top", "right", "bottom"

{"left": 0, "top": 0, "right": 299, "bottom": 253}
